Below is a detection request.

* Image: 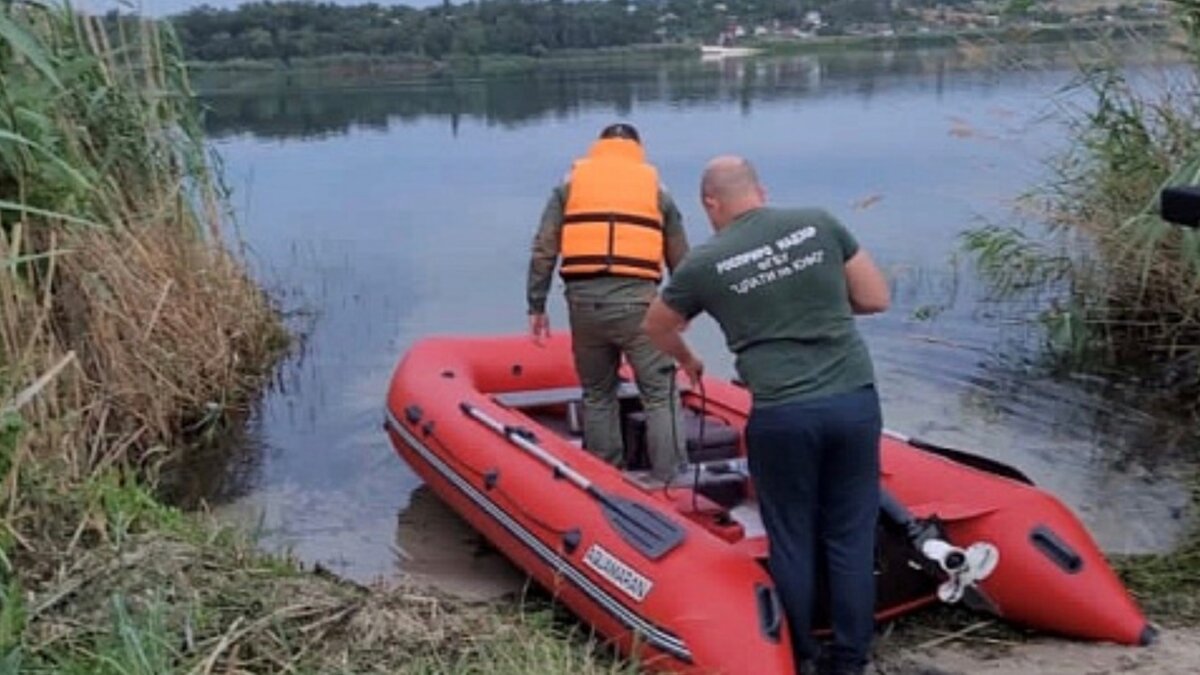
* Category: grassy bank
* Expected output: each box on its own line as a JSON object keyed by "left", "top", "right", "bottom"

{"left": 0, "top": 2, "right": 631, "bottom": 672}
{"left": 3, "top": 472, "right": 633, "bottom": 673}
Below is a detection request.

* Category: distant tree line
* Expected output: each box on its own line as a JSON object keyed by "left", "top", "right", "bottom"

{"left": 158, "top": 0, "right": 1146, "bottom": 65}
{"left": 169, "top": 1, "right": 659, "bottom": 63}
{"left": 161, "top": 0, "right": 901, "bottom": 64}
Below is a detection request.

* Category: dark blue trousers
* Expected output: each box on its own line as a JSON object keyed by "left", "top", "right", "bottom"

{"left": 745, "top": 385, "right": 881, "bottom": 672}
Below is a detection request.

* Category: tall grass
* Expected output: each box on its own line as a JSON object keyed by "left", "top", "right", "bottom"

{"left": 0, "top": 5, "right": 646, "bottom": 673}
{"left": 963, "top": 4, "right": 1200, "bottom": 402}
{"left": 1, "top": 0, "right": 286, "bottom": 667}
{"left": 0, "top": 0, "right": 283, "bottom": 498}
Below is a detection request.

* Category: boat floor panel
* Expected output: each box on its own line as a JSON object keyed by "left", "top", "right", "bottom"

{"left": 729, "top": 503, "right": 766, "bottom": 539}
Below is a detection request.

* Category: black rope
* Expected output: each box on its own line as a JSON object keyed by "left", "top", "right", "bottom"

{"left": 660, "top": 364, "right": 709, "bottom": 514}
{"left": 692, "top": 378, "right": 707, "bottom": 515}
{"left": 661, "top": 365, "right": 681, "bottom": 502}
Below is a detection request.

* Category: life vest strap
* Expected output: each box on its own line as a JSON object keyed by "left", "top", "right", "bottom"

{"left": 562, "top": 211, "right": 662, "bottom": 230}
{"left": 561, "top": 255, "right": 662, "bottom": 272}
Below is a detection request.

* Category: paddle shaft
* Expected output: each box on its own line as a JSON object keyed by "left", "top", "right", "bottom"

{"left": 460, "top": 402, "right": 592, "bottom": 492}
{"left": 459, "top": 400, "right": 687, "bottom": 559}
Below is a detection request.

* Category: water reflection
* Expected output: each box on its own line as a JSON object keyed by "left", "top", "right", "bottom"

{"left": 190, "top": 44, "right": 1194, "bottom": 586}
{"left": 197, "top": 43, "right": 1158, "bottom": 141}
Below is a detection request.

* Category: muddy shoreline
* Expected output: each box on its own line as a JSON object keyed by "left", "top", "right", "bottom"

{"left": 389, "top": 482, "right": 1200, "bottom": 673}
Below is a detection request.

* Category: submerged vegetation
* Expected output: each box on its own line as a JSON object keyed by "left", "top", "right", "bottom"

{"left": 963, "top": 2, "right": 1200, "bottom": 408}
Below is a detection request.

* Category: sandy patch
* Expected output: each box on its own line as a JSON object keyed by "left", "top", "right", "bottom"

{"left": 393, "top": 485, "right": 530, "bottom": 601}
{"left": 876, "top": 626, "right": 1200, "bottom": 674}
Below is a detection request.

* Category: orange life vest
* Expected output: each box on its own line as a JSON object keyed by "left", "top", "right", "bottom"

{"left": 560, "top": 138, "right": 664, "bottom": 282}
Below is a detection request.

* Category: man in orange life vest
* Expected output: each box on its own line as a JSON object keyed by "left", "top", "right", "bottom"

{"left": 526, "top": 123, "right": 690, "bottom": 480}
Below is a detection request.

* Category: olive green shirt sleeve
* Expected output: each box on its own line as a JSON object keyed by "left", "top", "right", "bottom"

{"left": 823, "top": 210, "right": 860, "bottom": 261}
{"left": 660, "top": 255, "right": 705, "bottom": 321}
{"left": 526, "top": 185, "right": 567, "bottom": 315}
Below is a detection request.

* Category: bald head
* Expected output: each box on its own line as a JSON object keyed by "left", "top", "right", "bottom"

{"left": 700, "top": 155, "right": 766, "bottom": 230}
{"left": 702, "top": 156, "right": 760, "bottom": 200}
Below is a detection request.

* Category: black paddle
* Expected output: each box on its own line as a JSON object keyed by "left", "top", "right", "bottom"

{"left": 460, "top": 401, "right": 686, "bottom": 560}
{"left": 883, "top": 429, "right": 1034, "bottom": 485}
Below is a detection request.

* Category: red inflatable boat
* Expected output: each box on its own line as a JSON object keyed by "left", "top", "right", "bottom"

{"left": 383, "top": 334, "right": 1152, "bottom": 674}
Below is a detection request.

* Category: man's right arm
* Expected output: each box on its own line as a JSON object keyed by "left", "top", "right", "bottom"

{"left": 644, "top": 261, "right": 706, "bottom": 386}
{"left": 643, "top": 297, "right": 704, "bottom": 387}
{"left": 527, "top": 185, "right": 566, "bottom": 316}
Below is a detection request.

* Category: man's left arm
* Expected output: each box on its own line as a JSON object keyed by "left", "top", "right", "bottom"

{"left": 659, "top": 189, "right": 690, "bottom": 272}
{"left": 527, "top": 186, "right": 566, "bottom": 342}
{"left": 527, "top": 187, "right": 566, "bottom": 316}
{"left": 823, "top": 211, "right": 890, "bottom": 315}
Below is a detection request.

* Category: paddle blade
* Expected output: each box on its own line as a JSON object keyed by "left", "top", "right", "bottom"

{"left": 593, "top": 488, "right": 686, "bottom": 560}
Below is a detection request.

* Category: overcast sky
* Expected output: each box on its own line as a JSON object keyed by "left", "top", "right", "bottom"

{"left": 104, "top": 0, "right": 440, "bottom": 18}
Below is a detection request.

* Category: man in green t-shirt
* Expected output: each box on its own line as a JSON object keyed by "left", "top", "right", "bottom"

{"left": 643, "top": 156, "right": 890, "bottom": 675}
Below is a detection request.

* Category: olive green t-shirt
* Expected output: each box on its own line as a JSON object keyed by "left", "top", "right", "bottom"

{"left": 661, "top": 207, "right": 875, "bottom": 406}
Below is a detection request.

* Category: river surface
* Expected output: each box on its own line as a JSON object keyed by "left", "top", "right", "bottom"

{"left": 175, "top": 44, "right": 1195, "bottom": 588}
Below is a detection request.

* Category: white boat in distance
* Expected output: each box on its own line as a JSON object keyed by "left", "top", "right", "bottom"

{"left": 699, "top": 44, "right": 762, "bottom": 58}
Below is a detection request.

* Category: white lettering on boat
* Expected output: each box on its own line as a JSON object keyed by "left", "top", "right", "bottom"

{"left": 583, "top": 544, "right": 654, "bottom": 603}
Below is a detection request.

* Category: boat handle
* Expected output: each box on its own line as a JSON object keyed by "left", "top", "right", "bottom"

{"left": 1030, "top": 525, "right": 1084, "bottom": 574}
{"left": 755, "top": 583, "right": 782, "bottom": 642}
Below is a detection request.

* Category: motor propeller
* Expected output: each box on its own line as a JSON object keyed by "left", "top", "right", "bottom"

{"left": 921, "top": 538, "right": 1000, "bottom": 605}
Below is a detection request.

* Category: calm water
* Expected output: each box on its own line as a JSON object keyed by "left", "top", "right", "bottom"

{"left": 178, "top": 45, "right": 1195, "bottom": 585}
